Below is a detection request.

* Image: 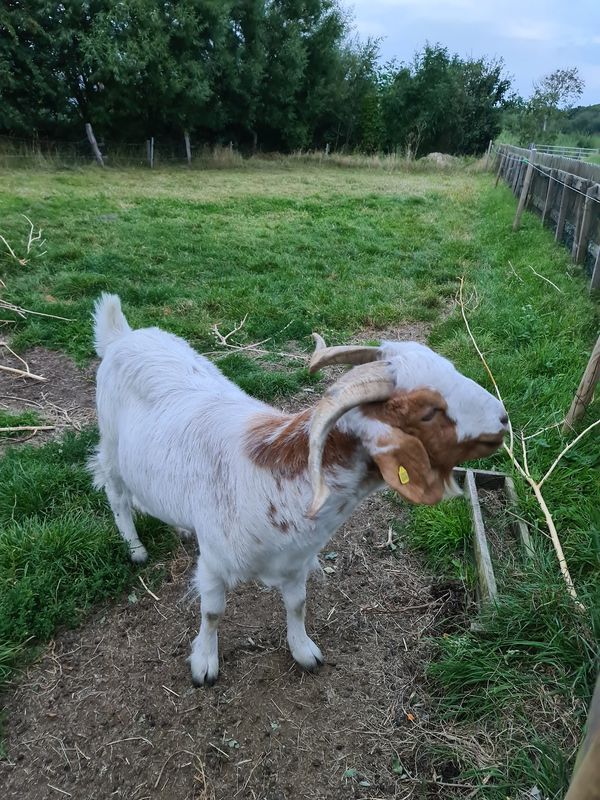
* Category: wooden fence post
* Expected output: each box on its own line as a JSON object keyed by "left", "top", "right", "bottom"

{"left": 591, "top": 249, "right": 600, "bottom": 291}
{"left": 495, "top": 152, "right": 505, "bottom": 187}
{"left": 147, "top": 137, "right": 154, "bottom": 169}
{"left": 541, "top": 169, "right": 556, "bottom": 225}
{"left": 184, "top": 131, "right": 192, "bottom": 166}
{"left": 555, "top": 173, "right": 572, "bottom": 243}
{"left": 562, "top": 335, "right": 600, "bottom": 433}
{"left": 574, "top": 183, "right": 599, "bottom": 264}
{"left": 485, "top": 139, "right": 493, "bottom": 169}
{"left": 513, "top": 148, "right": 536, "bottom": 230}
{"left": 85, "top": 123, "right": 104, "bottom": 167}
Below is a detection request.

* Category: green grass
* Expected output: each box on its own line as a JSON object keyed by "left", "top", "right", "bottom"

{"left": 0, "top": 409, "right": 42, "bottom": 437}
{"left": 0, "top": 162, "right": 598, "bottom": 797}
{"left": 0, "top": 430, "right": 177, "bottom": 686}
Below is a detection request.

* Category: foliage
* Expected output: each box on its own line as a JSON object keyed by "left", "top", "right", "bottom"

{"left": 503, "top": 67, "right": 585, "bottom": 145}
{"left": 380, "top": 45, "right": 510, "bottom": 156}
{"left": 0, "top": 4, "right": 512, "bottom": 154}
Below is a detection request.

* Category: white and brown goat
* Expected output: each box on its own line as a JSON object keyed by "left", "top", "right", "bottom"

{"left": 90, "top": 294, "right": 508, "bottom": 685}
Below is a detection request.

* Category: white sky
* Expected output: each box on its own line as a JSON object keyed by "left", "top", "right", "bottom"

{"left": 349, "top": 0, "right": 600, "bottom": 105}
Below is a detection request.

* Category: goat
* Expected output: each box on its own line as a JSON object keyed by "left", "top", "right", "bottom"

{"left": 90, "top": 294, "right": 508, "bottom": 685}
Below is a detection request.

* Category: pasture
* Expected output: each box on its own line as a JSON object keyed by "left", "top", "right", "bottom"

{"left": 0, "top": 162, "right": 598, "bottom": 799}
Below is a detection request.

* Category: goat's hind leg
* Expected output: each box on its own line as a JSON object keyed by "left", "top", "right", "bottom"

{"left": 90, "top": 449, "right": 148, "bottom": 563}
{"left": 104, "top": 478, "right": 148, "bottom": 563}
{"left": 190, "top": 558, "right": 225, "bottom": 687}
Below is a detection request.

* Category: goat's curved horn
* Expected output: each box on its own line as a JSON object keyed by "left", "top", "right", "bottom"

{"left": 307, "top": 361, "right": 394, "bottom": 518}
{"left": 309, "top": 333, "right": 381, "bottom": 374}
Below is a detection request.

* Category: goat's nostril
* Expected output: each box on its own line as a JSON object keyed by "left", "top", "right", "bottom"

{"left": 500, "top": 414, "right": 509, "bottom": 426}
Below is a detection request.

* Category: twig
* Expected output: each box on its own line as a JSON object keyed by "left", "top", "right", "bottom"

{"left": 528, "top": 265, "right": 563, "bottom": 293}
{"left": 211, "top": 314, "right": 248, "bottom": 346}
{"left": 0, "top": 364, "right": 46, "bottom": 381}
{"left": 0, "top": 234, "right": 20, "bottom": 263}
{"left": 23, "top": 214, "right": 42, "bottom": 254}
{"left": 507, "top": 260, "right": 523, "bottom": 282}
{"left": 0, "top": 425, "right": 55, "bottom": 434}
{"left": 538, "top": 417, "right": 600, "bottom": 489}
{"left": 139, "top": 575, "right": 160, "bottom": 601}
{"left": 154, "top": 749, "right": 196, "bottom": 789}
{"left": 47, "top": 785, "right": 72, "bottom": 797}
{"left": 0, "top": 339, "right": 30, "bottom": 372}
{"left": 458, "top": 277, "right": 514, "bottom": 454}
{"left": 0, "top": 300, "right": 73, "bottom": 321}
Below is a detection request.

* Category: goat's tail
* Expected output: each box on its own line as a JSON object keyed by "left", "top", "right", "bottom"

{"left": 93, "top": 293, "right": 132, "bottom": 357}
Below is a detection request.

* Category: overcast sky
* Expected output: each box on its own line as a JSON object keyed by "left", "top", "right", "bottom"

{"left": 349, "top": 0, "right": 600, "bottom": 105}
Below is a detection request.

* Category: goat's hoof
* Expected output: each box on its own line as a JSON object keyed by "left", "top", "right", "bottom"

{"left": 192, "top": 673, "right": 217, "bottom": 688}
{"left": 189, "top": 651, "right": 219, "bottom": 687}
{"left": 291, "top": 638, "right": 324, "bottom": 672}
{"left": 129, "top": 544, "right": 148, "bottom": 564}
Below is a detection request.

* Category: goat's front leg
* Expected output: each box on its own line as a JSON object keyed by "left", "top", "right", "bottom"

{"left": 280, "top": 575, "right": 323, "bottom": 671}
{"left": 190, "top": 559, "right": 225, "bottom": 687}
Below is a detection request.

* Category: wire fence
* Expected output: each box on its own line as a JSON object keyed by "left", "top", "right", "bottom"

{"left": 531, "top": 143, "right": 600, "bottom": 160}
{"left": 0, "top": 132, "right": 237, "bottom": 168}
{"left": 492, "top": 143, "right": 600, "bottom": 291}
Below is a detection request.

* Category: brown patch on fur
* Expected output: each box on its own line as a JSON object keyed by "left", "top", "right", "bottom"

{"left": 363, "top": 389, "right": 505, "bottom": 491}
{"left": 246, "top": 409, "right": 358, "bottom": 479}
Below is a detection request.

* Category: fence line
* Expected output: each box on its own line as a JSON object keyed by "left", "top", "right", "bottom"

{"left": 531, "top": 143, "right": 600, "bottom": 160}
{"left": 492, "top": 143, "right": 600, "bottom": 292}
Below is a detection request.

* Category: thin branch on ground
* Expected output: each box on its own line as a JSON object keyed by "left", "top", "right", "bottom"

{"left": 0, "top": 340, "right": 31, "bottom": 373}
{"left": 0, "top": 298, "right": 73, "bottom": 321}
{"left": 0, "top": 364, "right": 47, "bottom": 381}
{"left": 23, "top": 214, "right": 43, "bottom": 255}
{"left": 0, "top": 425, "right": 55, "bottom": 434}
{"left": 458, "top": 278, "right": 514, "bottom": 454}
{"left": 210, "top": 317, "right": 304, "bottom": 361}
{"left": 507, "top": 260, "right": 523, "bottom": 282}
{"left": 458, "top": 276, "right": 596, "bottom": 612}
{"left": 528, "top": 264, "right": 563, "bottom": 293}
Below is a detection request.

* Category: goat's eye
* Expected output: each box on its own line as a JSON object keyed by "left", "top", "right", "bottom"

{"left": 421, "top": 408, "right": 438, "bottom": 422}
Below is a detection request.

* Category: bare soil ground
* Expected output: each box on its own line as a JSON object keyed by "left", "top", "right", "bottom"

{"left": 0, "top": 346, "right": 97, "bottom": 446}
{"left": 0, "top": 495, "right": 473, "bottom": 800}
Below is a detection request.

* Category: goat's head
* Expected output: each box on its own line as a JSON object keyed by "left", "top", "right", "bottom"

{"left": 307, "top": 335, "right": 508, "bottom": 516}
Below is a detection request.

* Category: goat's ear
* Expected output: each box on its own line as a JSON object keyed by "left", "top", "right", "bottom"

{"left": 370, "top": 430, "right": 446, "bottom": 505}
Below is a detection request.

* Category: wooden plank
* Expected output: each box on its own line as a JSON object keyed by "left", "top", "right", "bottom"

{"left": 513, "top": 148, "right": 536, "bottom": 230}
{"left": 495, "top": 152, "right": 506, "bottom": 188}
{"left": 504, "top": 476, "right": 533, "bottom": 557}
{"left": 464, "top": 469, "right": 498, "bottom": 604}
{"left": 184, "top": 131, "right": 192, "bottom": 166}
{"left": 555, "top": 172, "right": 572, "bottom": 242}
{"left": 574, "top": 184, "right": 600, "bottom": 264}
{"left": 571, "top": 179, "right": 591, "bottom": 260}
{"left": 563, "top": 335, "right": 600, "bottom": 432}
{"left": 591, "top": 248, "right": 600, "bottom": 291}
{"left": 541, "top": 169, "right": 556, "bottom": 225}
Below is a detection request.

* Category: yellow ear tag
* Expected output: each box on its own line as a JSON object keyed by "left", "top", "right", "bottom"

{"left": 398, "top": 466, "right": 410, "bottom": 485}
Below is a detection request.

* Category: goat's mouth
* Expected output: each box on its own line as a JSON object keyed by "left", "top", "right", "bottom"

{"left": 475, "top": 435, "right": 505, "bottom": 449}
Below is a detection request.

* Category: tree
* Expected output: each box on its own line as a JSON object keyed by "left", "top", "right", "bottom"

{"left": 379, "top": 44, "right": 511, "bottom": 156}
{"left": 530, "top": 67, "right": 585, "bottom": 135}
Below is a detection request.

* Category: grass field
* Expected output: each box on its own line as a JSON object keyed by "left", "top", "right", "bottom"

{"left": 0, "top": 161, "right": 598, "bottom": 797}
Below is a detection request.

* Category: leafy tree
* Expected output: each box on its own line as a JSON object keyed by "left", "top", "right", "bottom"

{"left": 379, "top": 44, "right": 510, "bottom": 156}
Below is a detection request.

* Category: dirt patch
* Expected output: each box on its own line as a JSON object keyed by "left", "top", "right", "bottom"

{"left": 0, "top": 494, "right": 477, "bottom": 800}
{"left": 0, "top": 347, "right": 97, "bottom": 445}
